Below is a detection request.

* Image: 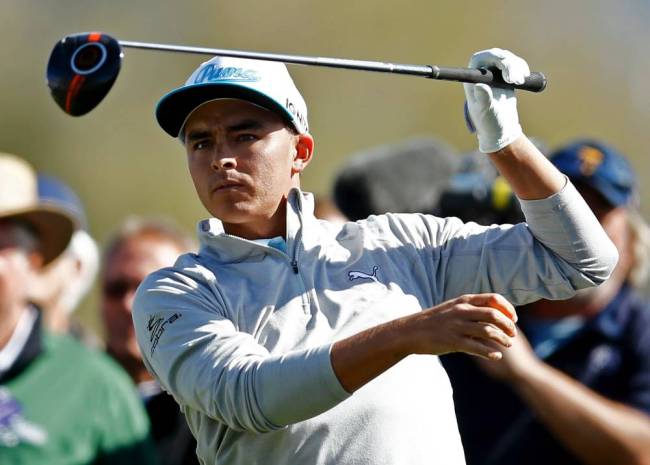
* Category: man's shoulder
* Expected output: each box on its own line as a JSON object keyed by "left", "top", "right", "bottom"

{"left": 352, "top": 212, "right": 461, "bottom": 247}
{"left": 133, "top": 253, "right": 222, "bottom": 331}
{"left": 138, "top": 252, "right": 211, "bottom": 292}
{"left": 37, "top": 333, "right": 146, "bottom": 419}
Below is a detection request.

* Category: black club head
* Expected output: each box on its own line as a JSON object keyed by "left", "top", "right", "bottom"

{"left": 46, "top": 32, "right": 123, "bottom": 116}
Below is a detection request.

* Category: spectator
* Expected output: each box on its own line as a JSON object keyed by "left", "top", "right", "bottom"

{"left": 101, "top": 217, "right": 199, "bottom": 465}
{"left": 28, "top": 175, "right": 100, "bottom": 345}
{"left": 438, "top": 137, "right": 548, "bottom": 226}
{"left": 442, "top": 140, "right": 650, "bottom": 465}
{"left": 0, "top": 153, "right": 157, "bottom": 464}
{"left": 332, "top": 136, "right": 458, "bottom": 220}
{"left": 438, "top": 150, "right": 523, "bottom": 225}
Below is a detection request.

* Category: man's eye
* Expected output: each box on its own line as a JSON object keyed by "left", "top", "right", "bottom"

{"left": 193, "top": 141, "right": 210, "bottom": 150}
{"left": 236, "top": 134, "right": 256, "bottom": 142}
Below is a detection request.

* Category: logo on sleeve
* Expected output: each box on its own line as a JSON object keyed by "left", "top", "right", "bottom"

{"left": 147, "top": 313, "right": 182, "bottom": 356}
{"left": 348, "top": 265, "right": 380, "bottom": 284}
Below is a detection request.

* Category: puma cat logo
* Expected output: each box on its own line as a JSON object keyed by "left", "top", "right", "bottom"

{"left": 348, "top": 266, "right": 380, "bottom": 283}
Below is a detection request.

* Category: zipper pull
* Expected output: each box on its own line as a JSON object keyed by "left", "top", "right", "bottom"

{"left": 291, "top": 260, "right": 299, "bottom": 274}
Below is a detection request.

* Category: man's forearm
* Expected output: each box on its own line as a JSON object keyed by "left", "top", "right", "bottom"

{"left": 488, "top": 135, "right": 566, "bottom": 200}
{"left": 513, "top": 361, "right": 650, "bottom": 465}
{"left": 490, "top": 136, "right": 618, "bottom": 287}
{"left": 331, "top": 315, "right": 413, "bottom": 393}
{"left": 331, "top": 294, "right": 517, "bottom": 393}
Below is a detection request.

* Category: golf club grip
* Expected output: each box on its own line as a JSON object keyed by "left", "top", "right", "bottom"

{"left": 431, "top": 66, "right": 547, "bottom": 92}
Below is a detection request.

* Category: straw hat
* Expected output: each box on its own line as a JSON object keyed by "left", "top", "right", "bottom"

{"left": 0, "top": 153, "right": 75, "bottom": 265}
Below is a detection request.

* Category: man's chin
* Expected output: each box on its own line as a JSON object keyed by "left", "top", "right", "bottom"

{"left": 107, "top": 344, "right": 142, "bottom": 364}
{"left": 208, "top": 205, "right": 258, "bottom": 224}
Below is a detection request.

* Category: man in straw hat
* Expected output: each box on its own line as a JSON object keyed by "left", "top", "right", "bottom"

{"left": 0, "top": 153, "right": 158, "bottom": 464}
{"left": 27, "top": 174, "right": 101, "bottom": 343}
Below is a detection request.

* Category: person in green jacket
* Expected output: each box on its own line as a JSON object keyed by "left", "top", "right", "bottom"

{"left": 0, "top": 152, "right": 158, "bottom": 465}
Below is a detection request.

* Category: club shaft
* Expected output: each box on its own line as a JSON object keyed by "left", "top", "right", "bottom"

{"left": 119, "top": 40, "right": 546, "bottom": 92}
{"left": 120, "top": 40, "right": 432, "bottom": 75}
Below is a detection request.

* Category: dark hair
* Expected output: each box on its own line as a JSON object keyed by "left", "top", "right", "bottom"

{"left": 0, "top": 218, "right": 40, "bottom": 253}
{"left": 333, "top": 137, "right": 458, "bottom": 220}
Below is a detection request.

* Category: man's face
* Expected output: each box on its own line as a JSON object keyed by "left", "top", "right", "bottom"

{"left": 101, "top": 235, "right": 181, "bottom": 371}
{"left": 0, "top": 221, "right": 39, "bottom": 320}
{"left": 183, "top": 99, "right": 312, "bottom": 238}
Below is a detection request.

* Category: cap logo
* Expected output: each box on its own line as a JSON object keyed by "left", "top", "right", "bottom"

{"left": 579, "top": 146, "right": 604, "bottom": 176}
{"left": 285, "top": 98, "right": 308, "bottom": 132}
{"left": 193, "top": 65, "right": 260, "bottom": 84}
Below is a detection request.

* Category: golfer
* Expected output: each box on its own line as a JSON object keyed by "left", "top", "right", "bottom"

{"left": 133, "top": 49, "right": 618, "bottom": 464}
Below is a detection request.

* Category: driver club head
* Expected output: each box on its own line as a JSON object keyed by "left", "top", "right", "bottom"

{"left": 46, "top": 32, "right": 123, "bottom": 116}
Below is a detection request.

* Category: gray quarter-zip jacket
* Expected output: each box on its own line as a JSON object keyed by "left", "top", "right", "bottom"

{"left": 133, "top": 180, "right": 617, "bottom": 465}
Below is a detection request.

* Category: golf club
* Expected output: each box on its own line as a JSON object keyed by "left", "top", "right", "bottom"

{"left": 47, "top": 32, "right": 547, "bottom": 116}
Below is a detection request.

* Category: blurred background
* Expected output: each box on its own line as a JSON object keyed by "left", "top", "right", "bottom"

{"left": 2, "top": 0, "right": 649, "bottom": 333}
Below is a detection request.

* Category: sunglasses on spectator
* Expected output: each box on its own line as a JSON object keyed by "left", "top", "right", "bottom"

{"left": 103, "top": 279, "right": 141, "bottom": 299}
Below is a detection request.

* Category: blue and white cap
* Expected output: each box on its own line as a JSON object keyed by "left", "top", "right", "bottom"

{"left": 156, "top": 56, "right": 309, "bottom": 138}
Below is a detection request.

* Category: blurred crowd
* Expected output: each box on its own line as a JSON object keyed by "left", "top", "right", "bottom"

{"left": 0, "top": 154, "right": 199, "bottom": 464}
{"left": 331, "top": 137, "right": 650, "bottom": 465}
{"left": 1, "top": 134, "right": 650, "bottom": 464}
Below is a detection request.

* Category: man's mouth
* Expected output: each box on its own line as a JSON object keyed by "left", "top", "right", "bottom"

{"left": 212, "top": 180, "right": 244, "bottom": 193}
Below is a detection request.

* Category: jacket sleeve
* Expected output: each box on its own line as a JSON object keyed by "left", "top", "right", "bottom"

{"left": 402, "top": 179, "right": 618, "bottom": 306}
{"left": 132, "top": 267, "right": 350, "bottom": 434}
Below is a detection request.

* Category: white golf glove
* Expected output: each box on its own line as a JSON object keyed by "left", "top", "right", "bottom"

{"left": 464, "top": 48, "right": 530, "bottom": 153}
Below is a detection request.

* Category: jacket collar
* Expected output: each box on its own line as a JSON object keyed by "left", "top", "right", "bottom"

{"left": 196, "top": 188, "right": 323, "bottom": 264}
{"left": 0, "top": 306, "right": 43, "bottom": 384}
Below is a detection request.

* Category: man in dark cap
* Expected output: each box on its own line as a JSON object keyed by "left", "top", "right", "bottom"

{"left": 101, "top": 216, "right": 198, "bottom": 465}
{"left": 442, "top": 140, "right": 650, "bottom": 465}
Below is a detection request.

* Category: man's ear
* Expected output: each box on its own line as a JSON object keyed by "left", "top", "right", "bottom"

{"left": 292, "top": 133, "right": 315, "bottom": 175}
{"left": 28, "top": 251, "right": 44, "bottom": 272}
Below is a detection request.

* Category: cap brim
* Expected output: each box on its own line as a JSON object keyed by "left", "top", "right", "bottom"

{"left": 2, "top": 207, "right": 75, "bottom": 265}
{"left": 156, "top": 83, "right": 296, "bottom": 138}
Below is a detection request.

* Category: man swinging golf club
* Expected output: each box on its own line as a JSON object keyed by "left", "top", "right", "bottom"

{"left": 132, "top": 48, "right": 618, "bottom": 464}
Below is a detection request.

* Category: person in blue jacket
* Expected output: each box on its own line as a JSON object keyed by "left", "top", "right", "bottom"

{"left": 442, "top": 140, "right": 650, "bottom": 465}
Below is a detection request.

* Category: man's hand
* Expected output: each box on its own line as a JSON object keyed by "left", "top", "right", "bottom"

{"left": 331, "top": 293, "right": 518, "bottom": 392}
{"left": 407, "top": 293, "right": 518, "bottom": 361}
{"left": 475, "top": 329, "right": 650, "bottom": 465}
{"left": 464, "top": 48, "right": 530, "bottom": 154}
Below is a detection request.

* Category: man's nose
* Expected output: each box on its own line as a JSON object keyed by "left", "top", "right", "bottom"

{"left": 211, "top": 144, "right": 237, "bottom": 171}
{"left": 120, "top": 288, "right": 137, "bottom": 313}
